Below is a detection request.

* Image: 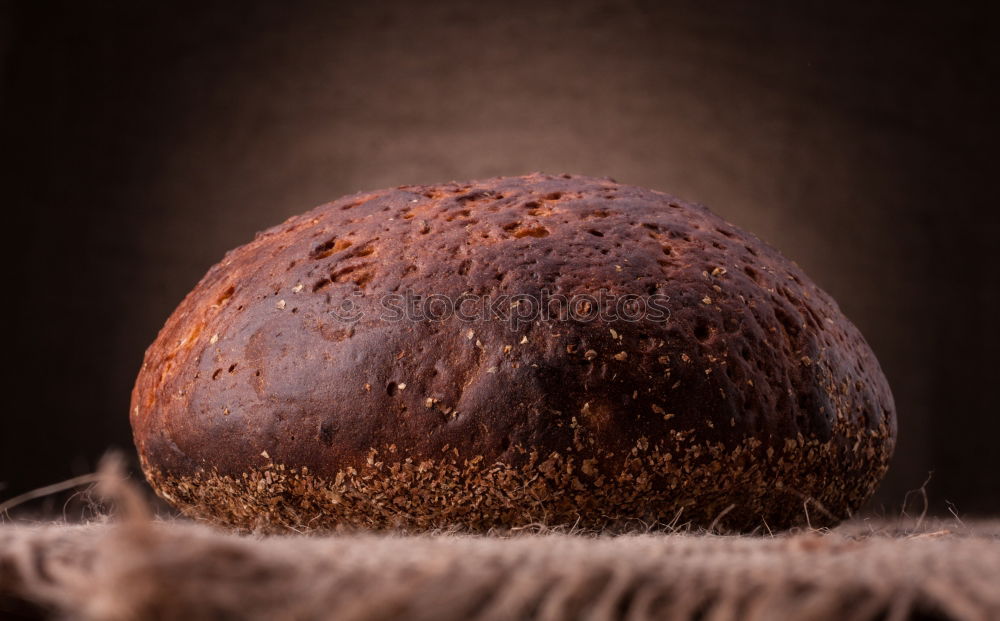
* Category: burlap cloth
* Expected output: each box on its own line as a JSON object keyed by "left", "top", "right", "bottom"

{"left": 1, "top": 471, "right": 998, "bottom": 620}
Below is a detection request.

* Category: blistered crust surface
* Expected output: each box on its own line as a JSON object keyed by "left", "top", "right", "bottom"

{"left": 131, "top": 173, "right": 896, "bottom": 531}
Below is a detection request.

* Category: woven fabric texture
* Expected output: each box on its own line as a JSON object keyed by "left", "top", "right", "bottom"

{"left": 2, "top": 514, "right": 998, "bottom": 621}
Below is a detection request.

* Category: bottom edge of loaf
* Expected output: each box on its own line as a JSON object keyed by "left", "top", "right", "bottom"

{"left": 141, "top": 424, "right": 892, "bottom": 533}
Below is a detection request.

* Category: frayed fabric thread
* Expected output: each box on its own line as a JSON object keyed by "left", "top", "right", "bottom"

{"left": 1, "top": 462, "right": 998, "bottom": 621}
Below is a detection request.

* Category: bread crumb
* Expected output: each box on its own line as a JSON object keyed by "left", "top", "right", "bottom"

{"left": 701, "top": 296, "right": 712, "bottom": 305}
{"left": 397, "top": 383, "right": 407, "bottom": 390}
{"left": 584, "top": 349, "right": 598, "bottom": 361}
{"left": 503, "top": 345, "right": 512, "bottom": 354}
{"left": 466, "top": 329, "right": 475, "bottom": 340}
{"left": 292, "top": 283, "right": 304, "bottom": 293}
{"left": 711, "top": 267, "right": 727, "bottom": 276}
{"left": 209, "top": 334, "right": 219, "bottom": 344}
{"left": 651, "top": 404, "right": 665, "bottom": 415}
{"left": 520, "top": 335, "right": 529, "bottom": 344}
{"left": 613, "top": 351, "right": 628, "bottom": 361}
{"left": 276, "top": 299, "right": 286, "bottom": 310}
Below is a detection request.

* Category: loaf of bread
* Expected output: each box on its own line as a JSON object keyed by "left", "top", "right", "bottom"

{"left": 131, "top": 173, "right": 896, "bottom": 532}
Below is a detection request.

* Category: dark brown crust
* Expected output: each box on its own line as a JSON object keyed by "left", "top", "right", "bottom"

{"left": 131, "top": 173, "right": 896, "bottom": 532}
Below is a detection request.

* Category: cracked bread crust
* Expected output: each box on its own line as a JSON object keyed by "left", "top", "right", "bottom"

{"left": 131, "top": 173, "right": 896, "bottom": 532}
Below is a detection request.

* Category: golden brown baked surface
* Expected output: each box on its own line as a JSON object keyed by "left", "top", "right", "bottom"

{"left": 131, "top": 173, "right": 896, "bottom": 532}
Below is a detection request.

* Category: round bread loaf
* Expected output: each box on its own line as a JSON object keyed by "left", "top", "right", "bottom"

{"left": 131, "top": 173, "right": 896, "bottom": 532}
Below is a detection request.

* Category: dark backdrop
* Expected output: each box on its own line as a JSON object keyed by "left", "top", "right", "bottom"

{"left": 2, "top": 1, "right": 997, "bottom": 515}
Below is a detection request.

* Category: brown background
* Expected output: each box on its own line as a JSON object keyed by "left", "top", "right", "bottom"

{"left": 2, "top": 0, "right": 997, "bottom": 515}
